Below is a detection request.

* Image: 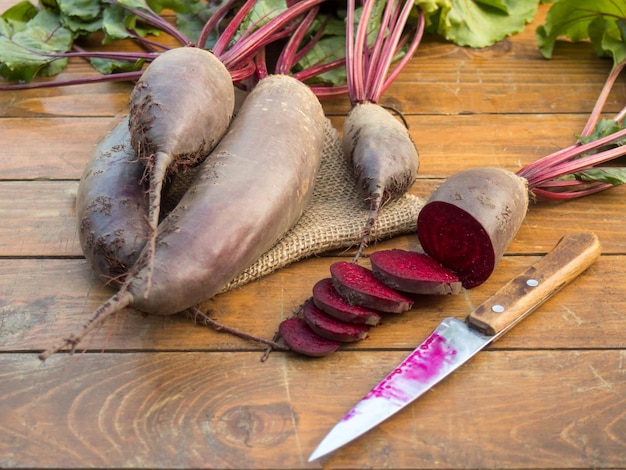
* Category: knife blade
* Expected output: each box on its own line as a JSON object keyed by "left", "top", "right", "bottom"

{"left": 308, "top": 231, "right": 601, "bottom": 462}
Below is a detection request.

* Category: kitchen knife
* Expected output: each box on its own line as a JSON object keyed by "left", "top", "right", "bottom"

{"left": 308, "top": 231, "right": 601, "bottom": 462}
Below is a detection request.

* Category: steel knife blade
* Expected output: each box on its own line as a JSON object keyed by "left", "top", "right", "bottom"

{"left": 308, "top": 231, "right": 601, "bottom": 462}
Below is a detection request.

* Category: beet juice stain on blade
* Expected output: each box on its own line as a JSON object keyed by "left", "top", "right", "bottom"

{"left": 308, "top": 318, "right": 491, "bottom": 462}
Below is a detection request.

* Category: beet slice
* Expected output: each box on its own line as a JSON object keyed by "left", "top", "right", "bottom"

{"left": 302, "top": 300, "right": 370, "bottom": 342}
{"left": 370, "top": 249, "right": 462, "bottom": 295}
{"left": 278, "top": 317, "right": 341, "bottom": 357}
{"left": 312, "top": 278, "right": 382, "bottom": 326}
{"left": 330, "top": 261, "right": 413, "bottom": 313}
{"left": 417, "top": 167, "right": 528, "bottom": 288}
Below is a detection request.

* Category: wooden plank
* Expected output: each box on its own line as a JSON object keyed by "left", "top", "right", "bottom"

{"left": 0, "top": 350, "right": 624, "bottom": 468}
{"left": 1, "top": 117, "right": 124, "bottom": 180}
{"left": 0, "top": 77, "right": 134, "bottom": 118}
{"left": 324, "top": 41, "right": 624, "bottom": 117}
{"left": 3, "top": 112, "right": 621, "bottom": 181}
{"left": 0, "top": 113, "right": 595, "bottom": 180}
{"left": 1, "top": 44, "right": 620, "bottom": 118}
{"left": 0, "top": 2, "right": 624, "bottom": 469}
{"left": 2, "top": 179, "right": 625, "bottom": 257}
{"left": 0, "top": 181, "right": 80, "bottom": 257}
{"left": 1, "top": 254, "right": 623, "bottom": 352}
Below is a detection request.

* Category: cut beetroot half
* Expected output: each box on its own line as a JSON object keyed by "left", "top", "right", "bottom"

{"left": 370, "top": 249, "right": 462, "bottom": 295}
{"left": 312, "top": 278, "right": 382, "bottom": 326}
{"left": 416, "top": 167, "right": 528, "bottom": 289}
{"left": 303, "top": 300, "right": 370, "bottom": 343}
{"left": 278, "top": 317, "right": 341, "bottom": 357}
{"left": 330, "top": 261, "right": 413, "bottom": 313}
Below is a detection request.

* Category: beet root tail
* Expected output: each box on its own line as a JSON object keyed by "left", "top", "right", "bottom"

{"left": 142, "top": 151, "right": 171, "bottom": 299}
{"left": 353, "top": 194, "right": 382, "bottom": 262}
{"left": 38, "top": 289, "right": 133, "bottom": 361}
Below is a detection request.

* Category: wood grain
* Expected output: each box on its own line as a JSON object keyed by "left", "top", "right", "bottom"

{"left": 0, "top": 0, "right": 624, "bottom": 468}
{"left": 2, "top": 179, "right": 625, "bottom": 257}
{"left": 1, "top": 254, "right": 623, "bottom": 352}
{"left": 0, "top": 350, "right": 624, "bottom": 468}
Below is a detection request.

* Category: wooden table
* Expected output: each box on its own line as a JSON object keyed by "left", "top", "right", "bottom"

{"left": 1, "top": 3, "right": 625, "bottom": 468}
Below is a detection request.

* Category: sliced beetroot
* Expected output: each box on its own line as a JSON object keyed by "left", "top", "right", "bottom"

{"left": 417, "top": 167, "right": 528, "bottom": 289}
{"left": 330, "top": 261, "right": 413, "bottom": 313}
{"left": 312, "top": 278, "right": 382, "bottom": 326}
{"left": 302, "top": 300, "right": 370, "bottom": 343}
{"left": 278, "top": 317, "right": 341, "bottom": 357}
{"left": 370, "top": 249, "right": 462, "bottom": 295}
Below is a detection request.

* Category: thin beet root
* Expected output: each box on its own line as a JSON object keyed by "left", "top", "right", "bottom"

{"left": 370, "top": 249, "right": 462, "bottom": 295}
{"left": 330, "top": 261, "right": 413, "bottom": 314}
{"left": 303, "top": 299, "right": 370, "bottom": 342}
{"left": 279, "top": 317, "right": 342, "bottom": 357}
{"left": 417, "top": 167, "right": 528, "bottom": 288}
{"left": 312, "top": 278, "right": 381, "bottom": 326}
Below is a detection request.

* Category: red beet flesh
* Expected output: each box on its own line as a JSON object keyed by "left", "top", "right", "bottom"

{"left": 417, "top": 202, "right": 493, "bottom": 288}
{"left": 312, "top": 278, "right": 382, "bottom": 326}
{"left": 278, "top": 317, "right": 341, "bottom": 357}
{"left": 303, "top": 299, "right": 370, "bottom": 342}
{"left": 330, "top": 261, "right": 413, "bottom": 313}
{"left": 416, "top": 167, "right": 528, "bottom": 288}
{"left": 370, "top": 249, "right": 462, "bottom": 295}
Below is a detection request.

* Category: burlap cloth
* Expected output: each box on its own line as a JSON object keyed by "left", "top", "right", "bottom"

{"left": 167, "top": 119, "right": 424, "bottom": 294}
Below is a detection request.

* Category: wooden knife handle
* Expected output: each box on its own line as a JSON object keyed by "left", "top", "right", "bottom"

{"left": 466, "top": 231, "right": 601, "bottom": 337}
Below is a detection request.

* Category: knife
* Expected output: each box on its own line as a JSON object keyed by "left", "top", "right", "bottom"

{"left": 308, "top": 231, "right": 601, "bottom": 462}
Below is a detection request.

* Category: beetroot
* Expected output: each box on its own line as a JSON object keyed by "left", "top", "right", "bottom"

{"left": 302, "top": 300, "right": 370, "bottom": 343}
{"left": 330, "top": 261, "right": 413, "bottom": 313}
{"left": 343, "top": 0, "right": 425, "bottom": 261}
{"left": 39, "top": 75, "right": 326, "bottom": 361}
{"left": 370, "top": 249, "right": 462, "bottom": 295}
{"left": 312, "top": 278, "right": 382, "bottom": 326}
{"left": 417, "top": 167, "right": 528, "bottom": 289}
{"left": 279, "top": 317, "right": 341, "bottom": 357}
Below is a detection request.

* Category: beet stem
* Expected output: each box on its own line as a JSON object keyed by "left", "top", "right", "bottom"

{"left": 518, "top": 127, "right": 626, "bottom": 183}
{"left": 580, "top": 59, "right": 626, "bottom": 137}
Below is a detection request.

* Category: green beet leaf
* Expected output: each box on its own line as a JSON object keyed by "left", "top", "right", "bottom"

{"left": 89, "top": 56, "right": 145, "bottom": 75}
{"left": 0, "top": 8, "right": 73, "bottom": 83}
{"left": 424, "top": 0, "right": 539, "bottom": 48}
{"left": 576, "top": 168, "right": 626, "bottom": 186}
{"left": 579, "top": 119, "right": 626, "bottom": 147}
{"left": 1, "top": 0, "right": 38, "bottom": 33}
{"left": 537, "top": 0, "right": 626, "bottom": 66}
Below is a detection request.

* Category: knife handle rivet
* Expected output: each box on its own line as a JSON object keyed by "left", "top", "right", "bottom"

{"left": 491, "top": 304, "right": 505, "bottom": 313}
{"left": 526, "top": 278, "right": 539, "bottom": 287}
